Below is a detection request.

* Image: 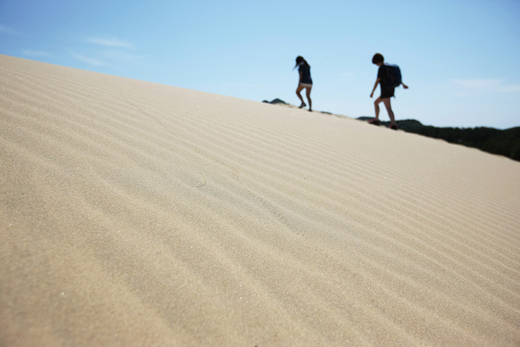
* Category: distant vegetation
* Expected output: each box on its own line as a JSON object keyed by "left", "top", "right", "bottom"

{"left": 358, "top": 117, "right": 520, "bottom": 161}
{"left": 262, "top": 99, "right": 333, "bottom": 115}
{"left": 261, "top": 99, "right": 520, "bottom": 161}
{"left": 262, "top": 98, "right": 287, "bottom": 105}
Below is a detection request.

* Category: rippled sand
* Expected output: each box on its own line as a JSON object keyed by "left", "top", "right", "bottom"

{"left": 1, "top": 54, "right": 519, "bottom": 346}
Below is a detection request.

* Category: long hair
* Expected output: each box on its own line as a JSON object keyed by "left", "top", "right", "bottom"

{"left": 295, "top": 56, "right": 310, "bottom": 68}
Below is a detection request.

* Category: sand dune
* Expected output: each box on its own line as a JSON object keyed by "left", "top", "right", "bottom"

{"left": 1, "top": 54, "right": 519, "bottom": 346}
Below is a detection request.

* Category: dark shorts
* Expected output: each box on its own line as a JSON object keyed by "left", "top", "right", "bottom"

{"left": 380, "top": 86, "right": 395, "bottom": 99}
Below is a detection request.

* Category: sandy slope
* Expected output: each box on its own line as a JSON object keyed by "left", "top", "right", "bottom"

{"left": 1, "top": 54, "right": 519, "bottom": 346}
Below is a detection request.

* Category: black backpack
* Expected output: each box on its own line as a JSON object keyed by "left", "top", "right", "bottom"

{"left": 384, "top": 64, "right": 402, "bottom": 88}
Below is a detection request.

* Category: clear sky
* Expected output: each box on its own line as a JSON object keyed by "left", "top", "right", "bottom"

{"left": 1, "top": 0, "right": 519, "bottom": 129}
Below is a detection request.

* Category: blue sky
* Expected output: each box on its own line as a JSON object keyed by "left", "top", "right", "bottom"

{"left": 1, "top": 0, "right": 519, "bottom": 129}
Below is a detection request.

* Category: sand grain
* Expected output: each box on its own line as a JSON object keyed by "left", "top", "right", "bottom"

{"left": 1, "top": 54, "right": 520, "bottom": 346}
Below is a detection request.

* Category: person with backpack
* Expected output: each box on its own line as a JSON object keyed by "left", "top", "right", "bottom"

{"left": 294, "top": 56, "right": 313, "bottom": 112}
{"left": 369, "top": 53, "right": 408, "bottom": 130}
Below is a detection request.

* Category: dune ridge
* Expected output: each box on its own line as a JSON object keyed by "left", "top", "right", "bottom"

{"left": 1, "top": 54, "right": 520, "bottom": 346}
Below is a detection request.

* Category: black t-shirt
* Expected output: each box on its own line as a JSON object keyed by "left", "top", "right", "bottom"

{"left": 377, "top": 65, "right": 395, "bottom": 97}
{"left": 377, "top": 65, "right": 387, "bottom": 85}
{"left": 298, "top": 64, "right": 312, "bottom": 84}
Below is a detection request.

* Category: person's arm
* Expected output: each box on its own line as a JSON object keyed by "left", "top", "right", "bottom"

{"left": 401, "top": 82, "right": 409, "bottom": 89}
{"left": 299, "top": 71, "right": 303, "bottom": 84}
{"left": 370, "top": 78, "right": 380, "bottom": 98}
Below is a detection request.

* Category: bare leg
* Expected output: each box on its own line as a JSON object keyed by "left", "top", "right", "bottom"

{"left": 305, "top": 86, "right": 312, "bottom": 111}
{"left": 373, "top": 97, "right": 382, "bottom": 120}
{"left": 296, "top": 85, "right": 306, "bottom": 108}
{"left": 382, "top": 98, "right": 396, "bottom": 126}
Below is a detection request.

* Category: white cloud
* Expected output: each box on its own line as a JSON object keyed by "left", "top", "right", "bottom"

{"left": 452, "top": 79, "right": 520, "bottom": 94}
{"left": 0, "top": 24, "right": 22, "bottom": 36}
{"left": 85, "top": 37, "right": 133, "bottom": 49}
{"left": 71, "top": 53, "right": 106, "bottom": 66}
{"left": 23, "top": 50, "right": 51, "bottom": 57}
{"left": 498, "top": 84, "right": 520, "bottom": 93}
{"left": 71, "top": 36, "right": 141, "bottom": 68}
{"left": 103, "top": 49, "right": 141, "bottom": 63}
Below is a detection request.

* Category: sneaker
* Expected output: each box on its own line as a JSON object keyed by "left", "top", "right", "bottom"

{"left": 368, "top": 118, "right": 381, "bottom": 126}
{"left": 389, "top": 124, "right": 398, "bottom": 130}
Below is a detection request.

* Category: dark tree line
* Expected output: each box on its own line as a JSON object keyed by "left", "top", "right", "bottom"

{"left": 358, "top": 117, "right": 520, "bottom": 161}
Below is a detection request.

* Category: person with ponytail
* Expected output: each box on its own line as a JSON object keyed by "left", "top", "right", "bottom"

{"left": 294, "top": 56, "right": 313, "bottom": 111}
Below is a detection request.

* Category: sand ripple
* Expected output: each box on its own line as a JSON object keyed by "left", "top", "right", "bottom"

{"left": 1, "top": 54, "right": 520, "bottom": 346}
